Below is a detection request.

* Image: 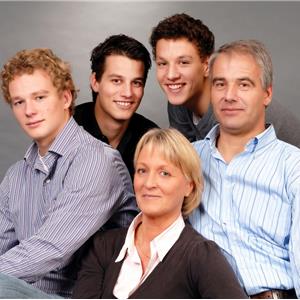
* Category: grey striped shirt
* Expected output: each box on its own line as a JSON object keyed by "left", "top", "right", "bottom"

{"left": 0, "top": 117, "right": 137, "bottom": 297}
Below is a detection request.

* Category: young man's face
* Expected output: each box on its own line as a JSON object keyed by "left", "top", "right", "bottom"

{"left": 155, "top": 38, "right": 209, "bottom": 108}
{"left": 211, "top": 52, "right": 272, "bottom": 137}
{"left": 9, "top": 69, "right": 72, "bottom": 155}
{"left": 91, "top": 54, "right": 145, "bottom": 123}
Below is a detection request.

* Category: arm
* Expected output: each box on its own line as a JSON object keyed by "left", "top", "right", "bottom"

{"left": 0, "top": 145, "right": 135, "bottom": 282}
{"left": 191, "top": 240, "right": 247, "bottom": 298}
{"left": 72, "top": 232, "right": 108, "bottom": 299}
{"left": 0, "top": 171, "right": 18, "bottom": 254}
{"left": 287, "top": 153, "right": 300, "bottom": 297}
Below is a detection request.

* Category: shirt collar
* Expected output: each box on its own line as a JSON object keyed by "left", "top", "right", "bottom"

{"left": 115, "top": 213, "right": 185, "bottom": 263}
{"left": 205, "top": 123, "right": 277, "bottom": 154}
{"left": 24, "top": 117, "right": 79, "bottom": 172}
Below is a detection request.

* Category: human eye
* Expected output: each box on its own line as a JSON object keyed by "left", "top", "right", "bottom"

{"left": 179, "top": 59, "right": 190, "bottom": 65}
{"left": 111, "top": 78, "right": 122, "bottom": 85}
{"left": 159, "top": 170, "right": 171, "bottom": 177}
{"left": 156, "top": 60, "right": 167, "bottom": 67}
{"left": 213, "top": 80, "right": 225, "bottom": 90}
{"left": 35, "top": 95, "right": 46, "bottom": 101}
{"left": 239, "top": 81, "right": 252, "bottom": 90}
{"left": 133, "top": 80, "right": 144, "bottom": 88}
{"left": 136, "top": 168, "right": 146, "bottom": 175}
{"left": 12, "top": 99, "right": 24, "bottom": 106}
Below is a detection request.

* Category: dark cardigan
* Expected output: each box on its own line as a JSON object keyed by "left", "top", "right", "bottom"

{"left": 72, "top": 224, "right": 247, "bottom": 299}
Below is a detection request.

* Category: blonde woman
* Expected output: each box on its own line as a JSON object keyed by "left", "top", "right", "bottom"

{"left": 73, "top": 128, "right": 246, "bottom": 298}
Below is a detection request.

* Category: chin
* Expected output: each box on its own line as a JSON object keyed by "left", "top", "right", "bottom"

{"left": 167, "top": 96, "right": 187, "bottom": 106}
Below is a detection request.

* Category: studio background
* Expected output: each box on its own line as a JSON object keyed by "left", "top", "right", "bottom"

{"left": 1, "top": 1, "right": 300, "bottom": 180}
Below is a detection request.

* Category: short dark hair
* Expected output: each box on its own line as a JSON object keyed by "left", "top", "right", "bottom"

{"left": 150, "top": 13, "right": 215, "bottom": 61}
{"left": 90, "top": 34, "right": 151, "bottom": 102}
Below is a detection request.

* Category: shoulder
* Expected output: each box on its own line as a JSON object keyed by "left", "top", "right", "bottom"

{"left": 92, "top": 227, "right": 128, "bottom": 256}
{"left": 130, "top": 113, "right": 159, "bottom": 130}
{"left": 74, "top": 101, "right": 94, "bottom": 118}
{"left": 266, "top": 99, "right": 300, "bottom": 147}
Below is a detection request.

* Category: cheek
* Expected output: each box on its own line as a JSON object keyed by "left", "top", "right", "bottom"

{"left": 156, "top": 68, "right": 165, "bottom": 82}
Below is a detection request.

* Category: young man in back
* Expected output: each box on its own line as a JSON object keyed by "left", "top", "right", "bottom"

{"left": 0, "top": 48, "right": 136, "bottom": 297}
{"left": 150, "top": 13, "right": 300, "bottom": 147}
{"left": 74, "top": 34, "right": 158, "bottom": 179}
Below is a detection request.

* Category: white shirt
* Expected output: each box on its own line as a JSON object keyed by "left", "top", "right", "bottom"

{"left": 113, "top": 213, "right": 185, "bottom": 299}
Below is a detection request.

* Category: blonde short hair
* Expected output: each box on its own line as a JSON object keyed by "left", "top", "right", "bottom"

{"left": 134, "top": 128, "right": 203, "bottom": 218}
{"left": 1, "top": 48, "right": 77, "bottom": 114}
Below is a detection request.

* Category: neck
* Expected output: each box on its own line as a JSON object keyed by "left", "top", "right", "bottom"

{"left": 217, "top": 127, "right": 264, "bottom": 163}
{"left": 37, "top": 114, "right": 70, "bottom": 156}
{"left": 138, "top": 213, "right": 181, "bottom": 242}
{"left": 94, "top": 103, "right": 129, "bottom": 149}
{"left": 186, "top": 77, "right": 211, "bottom": 118}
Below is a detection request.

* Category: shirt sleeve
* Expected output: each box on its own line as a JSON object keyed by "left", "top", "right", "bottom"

{"left": 0, "top": 145, "right": 136, "bottom": 282}
{"left": 287, "top": 155, "right": 300, "bottom": 298}
{"left": 72, "top": 231, "right": 108, "bottom": 298}
{"left": 0, "top": 171, "right": 18, "bottom": 254}
{"left": 191, "top": 240, "right": 247, "bottom": 298}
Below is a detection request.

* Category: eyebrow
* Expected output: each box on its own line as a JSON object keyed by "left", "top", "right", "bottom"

{"left": 238, "top": 77, "right": 256, "bottom": 86}
{"left": 108, "top": 74, "right": 144, "bottom": 81}
{"left": 11, "top": 90, "right": 49, "bottom": 101}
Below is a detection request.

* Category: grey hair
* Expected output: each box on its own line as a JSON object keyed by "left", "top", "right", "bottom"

{"left": 209, "top": 39, "right": 273, "bottom": 90}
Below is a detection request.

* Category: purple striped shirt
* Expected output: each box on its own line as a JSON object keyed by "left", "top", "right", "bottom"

{"left": 0, "top": 117, "right": 137, "bottom": 297}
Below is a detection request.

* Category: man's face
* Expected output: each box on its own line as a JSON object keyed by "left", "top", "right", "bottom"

{"left": 155, "top": 38, "right": 209, "bottom": 107}
{"left": 9, "top": 69, "right": 72, "bottom": 155}
{"left": 91, "top": 55, "right": 145, "bottom": 123}
{"left": 211, "top": 52, "right": 272, "bottom": 137}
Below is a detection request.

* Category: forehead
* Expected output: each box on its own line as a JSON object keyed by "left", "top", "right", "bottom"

{"left": 9, "top": 69, "right": 54, "bottom": 96}
{"left": 156, "top": 38, "right": 200, "bottom": 59}
{"left": 212, "top": 52, "right": 261, "bottom": 79}
{"left": 103, "top": 54, "right": 144, "bottom": 73}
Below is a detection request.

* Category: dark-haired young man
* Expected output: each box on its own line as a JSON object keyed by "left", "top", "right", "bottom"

{"left": 150, "top": 13, "right": 300, "bottom": 147}
{"left": 74, "top": 34, "right": 158, "bottom": 179}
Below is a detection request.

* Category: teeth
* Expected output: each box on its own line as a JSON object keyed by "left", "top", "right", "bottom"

{"left": 168, "top": 84, "right": 182, "bottom": 90}
{"left": 116, "top": 101, "right": 131, "bottom": 107}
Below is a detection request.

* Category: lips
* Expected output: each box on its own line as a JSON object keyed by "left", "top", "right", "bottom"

{"left": 114, "top": 100, "right": 134, "bottom": 109}
{"left": 142, "top": 194, "right": 161, "bottom": 199}
{"left": 26, "top": 119, "right": 44, "bottom": 128}
{"left": 165, "top": 83, "right": 185, "bottom": 93}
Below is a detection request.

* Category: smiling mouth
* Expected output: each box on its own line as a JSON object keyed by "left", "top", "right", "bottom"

{"left": 26, "top": 120, "right": 44, "bottom": 127}
{"left": 165, "top": 83, "right": 185, "bottom": 92}
{"left": 114, "top": 101, "right": 134, "bottom": 108}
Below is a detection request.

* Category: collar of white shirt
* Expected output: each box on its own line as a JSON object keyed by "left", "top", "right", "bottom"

{"left": 115, "top": 212, "right": 185, "bottom": 263}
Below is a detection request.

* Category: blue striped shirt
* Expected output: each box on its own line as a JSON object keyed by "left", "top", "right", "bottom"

{"left": 190, "top": 124, "right": 300, "bottom": 297}
{"left": 0, "top": 117, "right": 137, "bottom": 297}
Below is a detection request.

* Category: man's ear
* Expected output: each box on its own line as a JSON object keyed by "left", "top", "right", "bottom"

{"left": 62, "top": 90, "right": 73, "bottom": 110}
{"left": 264, "top": 85, "right": 273, "bottom": 107}
{"left": 202, "top": 56, "right": 210, "bottom": 78}
{"left": 90, "top": 72, "right": 99, "bottom": 92}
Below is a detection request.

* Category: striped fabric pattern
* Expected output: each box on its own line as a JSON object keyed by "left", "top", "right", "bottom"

{"left": 0, "top": 117, "right": 137, "bottom": 297}
{"left": 190, "top": 124, "right": 300, "bottom": 297}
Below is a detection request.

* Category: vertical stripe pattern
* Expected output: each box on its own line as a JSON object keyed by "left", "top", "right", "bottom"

{"left": 190, "top": 124, "right": 300, "bottom": 297}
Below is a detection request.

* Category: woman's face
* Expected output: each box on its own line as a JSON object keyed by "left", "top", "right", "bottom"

{"left": 134, "top": 145, "right": 193, "bottom": 222}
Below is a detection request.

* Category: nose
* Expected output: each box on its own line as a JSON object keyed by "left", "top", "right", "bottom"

{"left": 120, "top": 83, "right": 133, "bottom": 98}
{"left": 166, "top": 63, "right": 180, "bottom": 80}
{"left": 224, "top": 84, "right": 238, "bottom": 102}
{"left": 144, "top": 172, "right": 157, "bottom": 189}
{"left": 25, "top": 100, "right": 37, "bottom": 117}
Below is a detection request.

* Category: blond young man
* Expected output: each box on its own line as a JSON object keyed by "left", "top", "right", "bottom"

{"left": 0, "top": 48, "right": 136, "bottom": 297}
